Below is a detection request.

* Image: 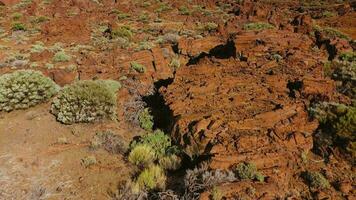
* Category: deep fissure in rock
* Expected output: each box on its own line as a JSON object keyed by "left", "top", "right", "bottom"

{"left": 186, "top": 39, "right": 236, "bottom": 65}
{"left": 142, "top": 78, "right": 175, "bottom": 133}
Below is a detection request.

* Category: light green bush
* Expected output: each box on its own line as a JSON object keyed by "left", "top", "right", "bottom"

{"left": 0, "top": 70, "right": 59, "bottom": 112}
{"left": 159, "top": 154, "right": 181, "bottom": 170}
{"left": 131, "top": 62, "right": 146, "bottom": 73}
{"left": 135, "top": 165, "right": 166, "bottom": 190}
{"left": 234, "top": 162, "right": 264, "bottom": 182}
{"left": 244, "top": 22, "right": 274, "bottom": 31}
{"left": 51, "top": 80, "right": 119, "bottom": 124}
{"left": 131, "top": 130, "right": 176, "bottom": 157}
{"left": 138, "top": 108, "right": 154, "bottom": 131}
{"left": 53, "top": 51, "right": 71, "bottom": 62}
{"left": 128, "top": 145, "right": 156, "bottom": 167}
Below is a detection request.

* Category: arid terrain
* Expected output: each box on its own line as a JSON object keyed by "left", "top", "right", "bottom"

{"left": 0, "top": 0, "right": 355, "bottom": 200}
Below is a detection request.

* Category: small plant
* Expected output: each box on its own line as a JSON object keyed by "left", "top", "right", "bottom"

{"left": 11, "top": 22, "right": 26, "bottom": 31}
{"left": 31, "top": 16, "right": 49, "bottom": 24}
{"left": 244, "top": 22, "right": 274, "bottom": 31}
{"left": 313, "top": 25, "right": 350, "bottom": 40}
{"left": 234, "top": 162, "right": 265, "bottom": 182}
{"left": 135, "top": 165, "right": 166, "bottom": 191}
{"left": 0, "top": 70, "right": 59, "bottom": 112}
{"left": 198, "top": 22, "right": 218, "bottom": 32}
{"left": 12, "top": 12, "right": 23, "bottom": 20}
{"left": 159, "top": 154, "right": 181, "bottom": 170}
{"left": 131, "top": 62, "right": 146, "bottom": 73}
{"left": 136, "top": 41, "right": 154, "bottom": 51}
{"left": 339, "top": 51, "right": 356, "bottom": 62}
{"left": 112, "top": 26, "right": 133, "bottom": 40}
{"left": 131, "top": 130, "right": 175, "bottom": 157}
{"left": 128, "top": 144, "right": 156, "bottom": 167}
{"left": 81, "top": 155, "right": 97, "bottom": 168}
{"left": 179, "top": 6, "right": 191, "bottom": 15}
{"left": 211, "top": 186, "right": 223, "bottom": 200}
{"left": 51, "top": 80, "right": 120, "bottom": 124}
{"left": 302, "top": 171, "right": 330, "bottom": 189}
{"left": 155, "top": 2, "right": 172, "bottom": 13}
{"left": 322, "top": 11, "right": 335, "bottom": 18}
{"left": 169, "top": 56, "right": 181, "bottom": 69}
{"left": 30, "top": 42, "right": 46, "bottom": 53}
{"left": 53, "top": 51, "right": 71, "bottom": 62}
{"left": 138, "top": 108, "right": 154, "bottom": 131}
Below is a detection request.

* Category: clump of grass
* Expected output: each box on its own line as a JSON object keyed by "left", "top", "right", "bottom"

{"left": 128, "top": 145, "right": 156, "bottom": 167}
{"left": 81, "top": 156, "right": 97, "bottom": 168}
{"left": 112, "top": 26, "right": 134, "bottom": 39}
{"left": 158, "top": 154, "right": 181, "bottom": 170}
{"left": 0, "top": 70, "right": 59, "bottom": 112}
{"left": 244, "top": 22, "right": 274, "bottom": 31}
{"left": 53, "top": 51, "right": 71, "bottom": 62}
{"left": 313, "top": 25, "right": 350, "bottom": 40}
{"left": 210, "top": 186, "right": 223, "bottom": 200}
{"left": 155, "top": 2, "right": 172, "bottom": 13}
{"left": 131, "top": 62, "right": 146, "bottom": 73}
{"left": 234, "top": 162, "right": 265, "bottom": 182}
{"left": 30, "top": 41, "right": 46, "bottom": 53}
{"left": 322, "top": 11, "right": 335, "bottom": 18}
{"left": 12, "top": 22, "right": 26, "bottom": 31}
{"left": 135, "top": 165, "right": 166, "bottom": 190}
{"left": 31, "top": 16, "right": 49, "bottom": 24}
{"left": 51, "top": 80, "right": 120, "bottom": 124}
{"left": 302, "top": 171, "right": 330, "bottom": 189}
{"left": 131, "top": 130, "right": 177, "bottom": 158}
{"left": 12, "top": 12, "right": 23, "bottom": 20}
{"left": 198, "top": 22, "right": 218, "bottom": 32}
{"left": 179, "top": 6, "right": 191, "bottom": 15}
{"left": 169, "top": 56, "right": 181, "bottom": 69}
{"left": 136, "top": 41, "right": 154, "bottom": 51}
{"left": 339, "top": 51, "right": 356, "bottom": 62}
{"left": 138, "top": 108, "right": 154, "bottom": 131}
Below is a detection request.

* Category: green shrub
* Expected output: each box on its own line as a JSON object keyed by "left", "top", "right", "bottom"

{"left": 138, "top": 108, "right": 154, "bottom": 131}
{"left": 179, "top": 6, "right": 191, "bottom": 15}
{"left": 302, "top": 171, "right": 330, "bottom": 189}
{"left": 198, "top": 22, "right": 218, "bottom": 32}
{"left": 313, "top": 25, "right": 350, "bottom": 40}
{"left": 0, "top": 70, "right": 59, "bottom": 112}
{"left": 12, "top": 12, "right": 23, "bottom": 20}
{"left": 339, "top": 51, "right": 356, "bottom": 62}
{"left": 112, "top": 26, "right": 133, "bottom": 39}
{"left": 131, "top": 130, "right": 175, "bottom": 157}
{"left": 234, "top": 162, "right": 264, "bottom": 182}
{"left": 310, "top": 103, "right": 355, "bottom": 144}
{"left": 53, "top": 51, "right": 71, "bottom": 62}
{"left": 159, "top": 154, "right": 181, "bottom": 170}
{"left": 211, "top": 186, "right": 223, "bottom": 200}
{"left": 244, "top": 22, "right": 274, "bottom": 31}
{"left": 12, "top": 23, "right": 26, "bottom": 31}
{"left": 31, "top": 42, "right": 46, "bottom": 53}
{"left": 131, "top": 62, "right": 146, "bottom": 73}
{"left": 135, "top": 165, "right": 166, "bottom": 190}
{"left": 128, "top": 144, "right": 156, "bottom": 167}
{"left": 51, "top": 80, "right": 119, "bottom": 124}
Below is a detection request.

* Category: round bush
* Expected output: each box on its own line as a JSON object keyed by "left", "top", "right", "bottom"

{"left": 0, "top": 70, "right": 59, "bottom": 112}
{"left": 136, "top": 165, "right": 166, "bottom": 191}
{"left": 128, "top": 145, "right": 155, "bottom": 167}
{"left": 51, "top": 80, "right": 119, "bottom": 124}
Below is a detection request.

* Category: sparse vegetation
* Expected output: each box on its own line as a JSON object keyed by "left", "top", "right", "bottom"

{"left": 51, "top": 80, "right": 120, "bottom": 124}
{"left": 11, "top": 22, "right": 26, "bottom": 31}
{"left": 234, "top": 162, "right": 265, "bottom": 182}
{"left": 81, "top": 156, "right": 97, "bottom": 168}
{"left": 138, "top": 108, "right": 154, "bottom": 131}
{"left": 128, "top": 144, "right": 156, "bottom": 167}
{"left": 53, "top": 51, "right": 71, "bottom": 62}
{"left": 90, "top": 131, "right": 128, "bottom": 154}
{"left": 0, "top": 70, "right": 59, "bottom": 112}
{"left": 131, "top": 62, "right": 146, "bottom": 73}
{"left": 244, "top": 22, "right": 274, "bottom": 31}
{"left": 302, "top": 171, "right": 330, "bottom": 189}
{"left": 135, "top": 165, "right": 166, "bottom": 191}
